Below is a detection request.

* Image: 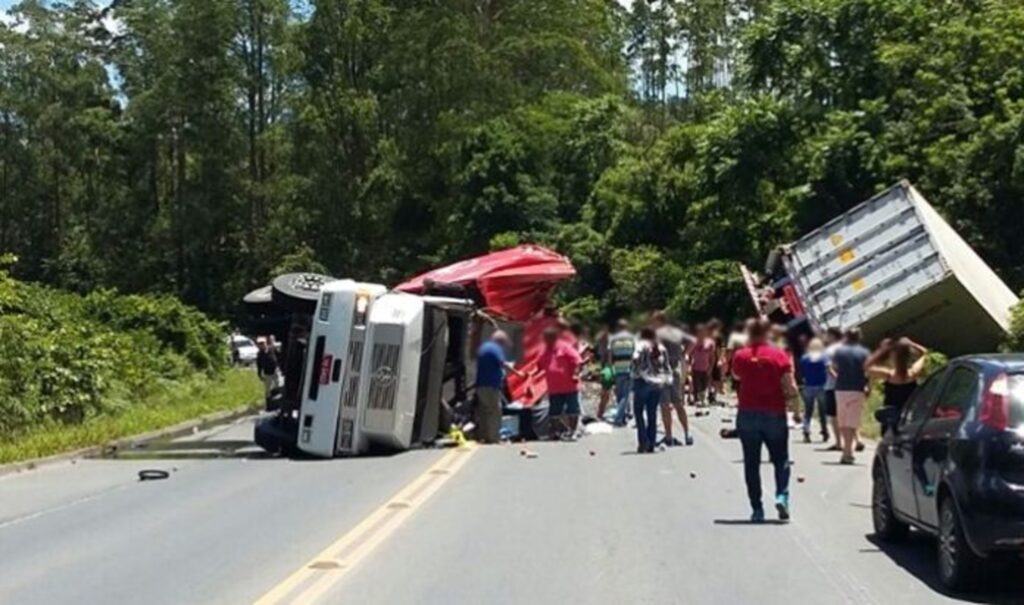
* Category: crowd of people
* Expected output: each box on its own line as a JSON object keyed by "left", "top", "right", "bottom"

{"left": 474, "top": 310, "right": 932, "bottom": 524}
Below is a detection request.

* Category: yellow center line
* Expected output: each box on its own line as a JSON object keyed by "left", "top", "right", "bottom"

{"left": 253, "top": 445, "right": 477, "bottom": 605}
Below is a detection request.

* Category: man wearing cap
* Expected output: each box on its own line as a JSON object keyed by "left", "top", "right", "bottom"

{"left": 475, "top": 330, "right": 522, "bottom": 444}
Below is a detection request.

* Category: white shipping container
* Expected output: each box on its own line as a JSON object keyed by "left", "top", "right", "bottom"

{"left": 780, "top": 181, "right": 1018, "bottom": 355}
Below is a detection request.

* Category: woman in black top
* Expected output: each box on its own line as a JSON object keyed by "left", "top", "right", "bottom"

{"left": 865, "top": 338, "right": 929, "bottom": 424}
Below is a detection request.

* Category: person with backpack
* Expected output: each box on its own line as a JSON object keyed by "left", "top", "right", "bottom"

{"left": 608, "top": 319, "right": 637, "bottom": 427}
{"left": 631, "top": 326, "right": 671, "bottom": 453}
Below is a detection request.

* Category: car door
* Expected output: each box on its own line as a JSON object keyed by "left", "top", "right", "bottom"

{"left": 912, "top": 364, "right": 979, "bottom": 529}
{"left": 887, "top": 369, "right": 947, "bottom": 520}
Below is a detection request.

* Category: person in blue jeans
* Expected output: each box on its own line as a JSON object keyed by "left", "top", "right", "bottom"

{"left": 798, "top": 337, "right": 829, "bottom": 443}
{"left": 607, "top": 319, "right": 636, "bottom": 427}
{"left": 730, "top": 319, "right": 801, "bottom": 522}
{"left": 631, "top": 327, "right": 671, "bottom": 453}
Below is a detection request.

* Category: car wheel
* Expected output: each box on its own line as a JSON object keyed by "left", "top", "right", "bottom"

{"left": 872, "top": 466, "right": 909, "bottom": 541}
{"left": 938, "top": 498, "right": 981, "bottom": 591}
{"left": 270, "top": 273, "right": 335, "bottom": 314}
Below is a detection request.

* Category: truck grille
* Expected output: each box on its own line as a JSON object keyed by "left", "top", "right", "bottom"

{"left": 342, "top": 340, "right": 364, "bottom": 409}
{"left": 367, "top": 343, "right": 401, "bottom": 411}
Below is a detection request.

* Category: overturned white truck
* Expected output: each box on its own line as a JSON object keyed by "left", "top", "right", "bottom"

{"left": 745, "top": 181, "right": 1019, "bottom": 355}
{"left": 254, "top": 279, "right": 480, "bottom": 457}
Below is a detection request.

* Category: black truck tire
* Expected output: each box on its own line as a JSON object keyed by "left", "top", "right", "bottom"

{"left": 270, "top": 273, "right": 336, "bottom": 314}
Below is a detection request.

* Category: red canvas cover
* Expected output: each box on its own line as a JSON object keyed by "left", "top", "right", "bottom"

{"left": 397, "top": 245, "right": 576, "bottom": 404}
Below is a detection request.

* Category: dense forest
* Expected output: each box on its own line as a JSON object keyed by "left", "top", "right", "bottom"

{"left": 2, "top": 0, "right": 1024, "bottom": 325}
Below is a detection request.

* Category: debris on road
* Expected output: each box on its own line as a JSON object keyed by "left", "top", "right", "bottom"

{"left": 138, "top": 469, "right": 170, "bottom": 481}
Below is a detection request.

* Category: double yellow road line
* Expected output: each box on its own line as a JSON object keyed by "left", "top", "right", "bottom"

{"left": 254, "top": 444, "right": 477, "bottom": 605}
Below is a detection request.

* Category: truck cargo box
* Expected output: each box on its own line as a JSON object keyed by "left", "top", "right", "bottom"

{"left": 777, "top": 181, "right": 1018, "bottom": 355}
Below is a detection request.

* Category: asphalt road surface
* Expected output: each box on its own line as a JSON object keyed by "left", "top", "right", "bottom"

{"left": 2, "top": 406, "right": 1022, "bottom": 605}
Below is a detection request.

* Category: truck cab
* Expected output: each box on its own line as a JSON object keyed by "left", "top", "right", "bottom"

{"left": 297, "top": 280, "right": 387, "bottom": 457}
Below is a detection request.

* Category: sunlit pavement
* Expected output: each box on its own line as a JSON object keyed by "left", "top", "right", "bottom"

{"left": 1, "top": 408, "right": 1021, "bottom": 604}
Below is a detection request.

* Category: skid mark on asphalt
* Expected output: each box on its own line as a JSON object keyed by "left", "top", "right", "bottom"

{"left": 690, "top": 410, "right": 880, "bottom": 605}
{"left": 253, "top": 444, "right": 477, "bottom": 605}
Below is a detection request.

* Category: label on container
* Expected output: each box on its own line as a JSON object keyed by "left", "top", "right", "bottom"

{"left": 830, "top": 234, "right": 844, "bottom": 247}
{"left": 839, "top": 248, "right": 856, "bottom": 264}
{"left": 851, "top": 278, "right": 866, "bottom": 292}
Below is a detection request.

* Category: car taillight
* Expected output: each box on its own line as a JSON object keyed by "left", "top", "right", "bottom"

{"left": 980, "top": 373, "right": 1010, "bottom": 431}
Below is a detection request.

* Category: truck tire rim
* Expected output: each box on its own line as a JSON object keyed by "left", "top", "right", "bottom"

{"left": 288, "top": 274, "right": 327, "bottom": 294}
{"left": 939, "top": 506, "right": 957, "bottom": 579}
{"left": 872, "top": 476, "right": 891, "bottom": 532}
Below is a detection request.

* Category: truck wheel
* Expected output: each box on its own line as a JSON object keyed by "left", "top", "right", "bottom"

{"left": 872, "top": 466, "right": 908, "bottom": 541}
{"left": 938, "top": 498, "right": 981, "bottom": 591}
{"left": 270, "top": 273, "right": 335, "bottom": 314}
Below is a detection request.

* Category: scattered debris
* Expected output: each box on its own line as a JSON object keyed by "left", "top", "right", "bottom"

{"left": 689, "top": 472, "right": 697, "bottom": 479}
{"left": 138, "top": 469, "right": 170, "bottom": 481}
{"left": 589, "top": 451, "right": 596, "bottom": 457}
{"left": 525, "top": 451, "right": 539, "bottom": 459}
{"left": 584, "top": 421, "right": 614, "bottom": 436}
{"left": 797, "top": 475, "right": 806, "bottom": 483}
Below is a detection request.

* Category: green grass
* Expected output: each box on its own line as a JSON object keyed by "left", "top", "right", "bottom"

{"left": 0, "top": 369, "right": 263, "bottom": 465}
{"left": 861, "top": 386, "right": 884, "bottom": 440}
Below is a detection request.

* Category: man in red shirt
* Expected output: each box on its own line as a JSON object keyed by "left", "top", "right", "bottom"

{"left": 538, "top": 325, "right": 584, "bottom": 440}
{"left": 731, "top": 318, "right": 800, "bottom": 523}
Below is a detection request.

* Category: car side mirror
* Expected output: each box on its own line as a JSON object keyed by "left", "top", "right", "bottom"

{"left": 874, "top": 407, "right": 901, "bottom": 435}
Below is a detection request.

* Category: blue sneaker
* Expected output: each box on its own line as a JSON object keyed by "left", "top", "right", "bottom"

{"left": 775, "top": 494, "right": 790, "bottom": 521}
{"left": 751, "top": 507, "right": 765, "bottom": 523}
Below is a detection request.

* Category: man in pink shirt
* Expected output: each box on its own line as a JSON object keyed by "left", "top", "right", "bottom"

{"left": 538, "top": 325, "right": 584, "bottom": 440}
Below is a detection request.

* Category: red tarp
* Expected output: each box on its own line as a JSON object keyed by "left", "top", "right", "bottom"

{"left": 397, "top": 245, "right": 576, "bottom": 404}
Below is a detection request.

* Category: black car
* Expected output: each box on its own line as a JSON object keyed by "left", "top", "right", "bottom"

{"left": 872, "top": 354, "right": 1024, "bottom": 590}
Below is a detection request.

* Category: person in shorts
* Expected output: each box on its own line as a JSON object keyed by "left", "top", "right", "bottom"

{"left": 652, "top": 311, "right": 694, "bottom": 446}
{"left": 690, "top": 324, "right": 716, "bottom": 407}
{"left": 538, "top": 325, "right": 584, "bottom": 440}
{"left": 831, "top": 328, "right": 870, "bottom": 464}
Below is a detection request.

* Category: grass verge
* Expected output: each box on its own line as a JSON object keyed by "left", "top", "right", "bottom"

{"left": 0, "top": 369, "right": 262, "bottom": 465}
{"left": 860, "top": 387, "right": 884, "bottom": 441}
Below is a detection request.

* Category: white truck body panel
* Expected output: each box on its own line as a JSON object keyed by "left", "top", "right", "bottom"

{"left": 297, "top": 280, "right": 386, "bottom": 457}
{"left": 782, "top": 182, "right": 1017, "bottom": 355}
{"left": 359, "top": 292, "right": 424, "bottom": 450}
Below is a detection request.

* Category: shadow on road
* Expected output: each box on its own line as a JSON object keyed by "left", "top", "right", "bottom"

{"left": 865, "top": 533, "right": 1024, "bottom": 604}
{"left": 713, "top": 519, "right": 789, "bottom": 526}
{"left": 102, "top": 440, "right": 273, "bottom": 461}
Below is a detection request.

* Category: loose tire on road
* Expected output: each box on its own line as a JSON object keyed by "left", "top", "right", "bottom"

{"left": 270, "top": 273, "right": 335, "bottom": 314}
{"left": 938, "top": 497, "right": 981, "bottom": 591}
{"left": 872, "top": 466, "right": 909, "bottom": 542}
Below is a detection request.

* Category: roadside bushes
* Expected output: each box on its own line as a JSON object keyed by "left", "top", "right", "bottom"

{"left": 1004, "top": 295, "right": 1024, "bottom": 352}
{"left": 0, "top": 267, "right": 227, "bottom": 435}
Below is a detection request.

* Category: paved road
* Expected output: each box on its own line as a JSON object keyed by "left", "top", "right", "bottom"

{"left": 1, "top": 408, "right": 1021, "bottom": 604}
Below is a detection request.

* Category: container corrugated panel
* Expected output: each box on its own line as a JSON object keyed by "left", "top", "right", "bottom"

{"left": 783, "top": 184, "right": 949, "bottom": 330}
{"left": 781, "top": 182, "right": 1019, "bottom": 354}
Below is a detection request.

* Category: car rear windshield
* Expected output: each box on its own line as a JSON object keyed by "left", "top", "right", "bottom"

{"left": 1009, "top": 374, "right": 1024, "bottom": 428}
